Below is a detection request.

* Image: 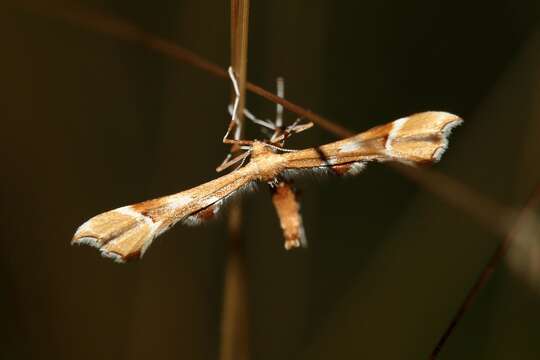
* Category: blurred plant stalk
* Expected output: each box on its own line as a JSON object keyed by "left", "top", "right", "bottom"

{"left": 220, "top": 1, "right": 250, "bottom": 360}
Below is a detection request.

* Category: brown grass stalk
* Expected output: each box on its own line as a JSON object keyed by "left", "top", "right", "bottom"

{"left": 220, "top": 2, "right": 250, "bottom": 360}
{"left": 428, "top": 182, "right": 540, "bottom": 359}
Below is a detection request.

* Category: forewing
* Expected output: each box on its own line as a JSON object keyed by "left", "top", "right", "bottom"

{"left": 281, "top": 111, "right": 462, "bottom": 177}
{"left": 72, "top": 166, "right": 256, "bottom": 262}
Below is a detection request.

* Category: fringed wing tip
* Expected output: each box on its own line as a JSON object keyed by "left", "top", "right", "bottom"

{"left": 71, "top": 207, "right": 156, "bottom": 263}
{"left": 71, "top": 235, "right": 101, "bottom": 248}
{"left": 397, "top": 111, "right": 463, "bottom": 163}
{"left": 431, "top": 112, "right": 463, "bottom": 162}
{"left": 100, "top": 249, "right": 126, "bottom": 263}
{"left": 440, "top": 112, "right": 464, "bottom": 136}
{"left": 72, "top": 233, "right": 127, "bottom": 264}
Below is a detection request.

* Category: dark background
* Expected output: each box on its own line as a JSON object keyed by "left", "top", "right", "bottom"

{"left": 2, "top": 1, "right": 540, "bottom": 359}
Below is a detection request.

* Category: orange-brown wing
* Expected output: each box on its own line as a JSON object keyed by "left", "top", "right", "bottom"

{"left": 72, "top": 165, "right": 257, "bottom": 262}
{"left": 282, "top": 111, "right": 462, "bottom": 176}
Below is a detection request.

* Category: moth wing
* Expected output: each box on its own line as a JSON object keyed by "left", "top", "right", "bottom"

{"left": 281, "top": 111, "right": 462, "bottom": 177}
{"left": 73, "top": 167, "right": 256, "bottom": 262}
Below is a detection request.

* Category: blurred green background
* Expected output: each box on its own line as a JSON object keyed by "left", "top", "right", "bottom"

{"left": 2, "top": 1, "right": 540, "bottom": 359}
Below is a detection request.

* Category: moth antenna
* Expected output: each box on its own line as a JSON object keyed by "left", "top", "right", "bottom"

{"left": 243, "top": 108, "right": 276, "bottom": 130}
{"left": 227, "top": 104, "right": 275, "bottom": 130}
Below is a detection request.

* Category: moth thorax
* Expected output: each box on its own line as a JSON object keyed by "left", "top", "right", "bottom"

{"left": 250, "top": 141, "right": 276, "bottom": 158}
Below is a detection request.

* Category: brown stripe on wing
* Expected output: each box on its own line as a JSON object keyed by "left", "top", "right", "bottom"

{"left": 386, "top": 112, "right": 463, "bottom": 163}
{"left": 280, "top": 111, "right": 461, "bottom": 175}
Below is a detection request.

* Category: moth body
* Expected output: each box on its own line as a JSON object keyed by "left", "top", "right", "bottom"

{"left": 72, "top": 111, "right": 462, "bottom": 262}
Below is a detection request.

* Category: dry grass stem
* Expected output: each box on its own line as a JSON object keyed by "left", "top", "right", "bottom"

{"left": 220, "top": 2, "right": 250, "bottom": 360}
{"left": 429, "top": 182, "right": 540, "bottom": 359}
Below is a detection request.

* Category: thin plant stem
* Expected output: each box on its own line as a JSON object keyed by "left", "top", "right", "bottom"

{"left": 428, "top": 182, "right": 540, "bottom": 359}
{"left": 220, "top": 2, "right": 250, "bottom": 360}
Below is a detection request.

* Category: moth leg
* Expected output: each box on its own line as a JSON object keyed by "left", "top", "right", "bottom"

{"left": 243, "top": 107, "right": 276, "bottom": 130}
{"left": 223, "top": 67, "right": 273, "bottom": 143}
{"left": 217, "top": 67, "right": 252, "bottom": 169}
{"left": 218, "top": 136, "right": 253, "bottom": 172}
{"left": 222, "top": 67, "right": 242, "bottom": 143}
{"left": 269, "top": 121, "right": 314, "bottom": 145}
{"left": 216, "top": 150, "right": 251, "bottom": 172}
{"left": 227, "top": 104, "right": 275, "bottom": 131}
